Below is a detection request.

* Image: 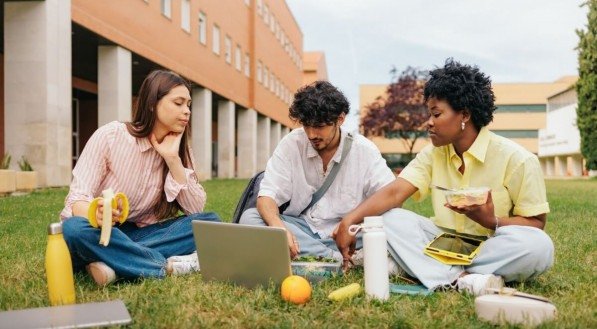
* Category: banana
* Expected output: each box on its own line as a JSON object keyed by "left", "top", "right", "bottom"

{"left": 87, "top": 188, "right": 129, "bottom": 246}
{"left": 328, "top": 283, "right": 362, "bottom": 301}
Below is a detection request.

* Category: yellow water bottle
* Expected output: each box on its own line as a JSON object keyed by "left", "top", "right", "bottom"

{"left": 45, "top": 222, "right": 76, "bottom": 306}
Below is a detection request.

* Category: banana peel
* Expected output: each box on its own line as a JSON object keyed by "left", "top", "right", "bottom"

{"left": 87, "top": 188, "right": 129, "bottom": 246}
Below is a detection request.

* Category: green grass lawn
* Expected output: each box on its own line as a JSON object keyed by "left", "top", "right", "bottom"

{"left": 0, "top": 179, "right": 595, "bottom": 328}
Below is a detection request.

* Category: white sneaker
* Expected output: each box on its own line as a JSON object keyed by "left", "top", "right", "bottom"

{"left": 388, "top": 256, "right": 404, "bottom": 276}
{"left": 351, "top": 249, "right": 365, "bottom": 266}
{"left": 351, "top": 250, "right": 403, "bottom": 276}
{"left": 167, "top": 251, "right": 200, "bottom": 276}
{"left": 86, "top": 261, "right": 117, "bottom": 286}
{"left": 457, "top": 273, "right": 504, "bottom": 296}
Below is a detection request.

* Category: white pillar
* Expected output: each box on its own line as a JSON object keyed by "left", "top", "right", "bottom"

{"left": 545, "top": 157, "right": 554, "bottom": 177}
{"left": 539, "top": 158, "right": 547, "bottom": 177}
{"left": 270, "top": 121, "right": 281, "bottom": 155}
{"left": 191, "top": 87, "right": 212, "bottom": 180}
{"left": 237, "top": 109, "right": 257, "bottom": 178}
{"left": 4, "top": 0, "right": 71, "bottom": 187}
{"left": 569, "top": 155, "right": 583, "bottom": 177}
{"left": 217, "top": 100, "right": 235, "bottom": 178}
{"left": 98, "top": 45, "right": 132, "bottom": 126}
{"left": 257, "top": 116, "right": 271, "bottom": 171}
{"left": 282, "top": 126, "right": 290, "bottom": 139}
{"left": 554, "top": 156, "right": 565, "bottom": 177}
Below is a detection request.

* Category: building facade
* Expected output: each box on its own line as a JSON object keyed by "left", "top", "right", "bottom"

{"left": 359, "top": 77, "right": 577, "bottom": 166}
{"left": 1, "top": 0, "right": 322, "bottom": 186}
{"left": 538, "top": 84, "right": 587, "bottom": 177}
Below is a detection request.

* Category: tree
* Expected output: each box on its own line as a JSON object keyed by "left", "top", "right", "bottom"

{"left": 361, "top": 66, "right": 429, "bottom": 160}
{"left": 576, "top": 0, "right": 597, "bottom": 171}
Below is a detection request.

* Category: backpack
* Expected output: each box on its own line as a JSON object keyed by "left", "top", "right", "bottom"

{"left": 232, "top": 171, "right": 289, "bottom": 223}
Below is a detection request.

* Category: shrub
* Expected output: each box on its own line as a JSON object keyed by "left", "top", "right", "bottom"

{"left": 17, "top": 156, "right": 33, "bottom": 171}
{"left": 1, "top": 153, "right": 11, "bottom": 170}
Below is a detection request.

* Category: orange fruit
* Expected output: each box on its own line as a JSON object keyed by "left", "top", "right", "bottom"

{"left": 280, "top": 275, "right": 312, "bottom": 304}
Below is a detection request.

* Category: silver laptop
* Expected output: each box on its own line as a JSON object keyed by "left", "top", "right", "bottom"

{"left": 192, "top": 221, "right": 292, "bottom": 288}
{"left": 0, "top": 300, "right": 131, "bottom": 329}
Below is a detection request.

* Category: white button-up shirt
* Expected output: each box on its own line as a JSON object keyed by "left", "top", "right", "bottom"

{"left": 259, "top": 128, "right": 395, "bottom": 238}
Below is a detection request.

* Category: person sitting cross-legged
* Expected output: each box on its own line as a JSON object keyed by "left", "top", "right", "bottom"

{"left": 60, "top": 70, "right": 220, "bottom": 286}
{"left": 335, "top": 59, "right": 555, "bottom": 296}
{"left": 239, "top": 81, "right": 395, "bottom": 266}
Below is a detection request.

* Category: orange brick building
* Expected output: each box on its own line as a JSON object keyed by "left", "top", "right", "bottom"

{"left": 1, "top": 0, "right": 327, "bottom": 186}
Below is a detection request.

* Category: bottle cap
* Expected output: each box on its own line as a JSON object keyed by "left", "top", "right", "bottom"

{"left": 363, "top": 216, "right": 384, "bottom": 228}
{"left": 48, "top": 222, "right": 63, "bottom": 235}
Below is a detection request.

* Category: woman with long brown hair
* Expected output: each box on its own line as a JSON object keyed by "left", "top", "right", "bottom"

{"left": 60, "top": 70, "right": 219, "bottom": 286}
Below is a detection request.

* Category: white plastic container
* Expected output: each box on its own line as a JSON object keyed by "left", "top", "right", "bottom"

{"left": 362, "top": 216, "right": 389, "bottom": 301}
{"left": 475, "top": 288, "right": 557, "bottom": 326}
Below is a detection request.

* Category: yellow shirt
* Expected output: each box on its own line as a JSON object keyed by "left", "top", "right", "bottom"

{"left": 399, "top": 127, "right": 550, "bottom": 236}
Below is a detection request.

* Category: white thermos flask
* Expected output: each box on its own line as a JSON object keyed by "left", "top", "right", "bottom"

{"left": 361, "top": 216, "right": 390, "bottom": 300}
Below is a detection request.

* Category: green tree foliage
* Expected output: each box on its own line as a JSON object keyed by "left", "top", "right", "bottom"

{"left": 576, "top": 0, "right": 597, "bottom": 170}
{"left": 361, "top": 67, "right": 429, "bottom": 159}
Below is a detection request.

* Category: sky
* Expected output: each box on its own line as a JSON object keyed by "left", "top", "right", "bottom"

{"left": 286, "top": 0, "right": 589, "bottom": 131}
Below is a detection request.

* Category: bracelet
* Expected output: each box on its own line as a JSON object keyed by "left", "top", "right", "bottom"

{"left": 494, "top": 216, "right": 500, "bottom": 232}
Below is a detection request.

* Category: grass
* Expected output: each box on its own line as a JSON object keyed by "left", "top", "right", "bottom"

{"left": 0, "top": 179, "right": 595, "bottom": 328}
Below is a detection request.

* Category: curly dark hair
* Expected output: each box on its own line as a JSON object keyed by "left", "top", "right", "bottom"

{"left": 424, "top": 58, "right": 497, "bottom": 130}
{"left": 289, "top": 81, "right": 350, "bottom": 126}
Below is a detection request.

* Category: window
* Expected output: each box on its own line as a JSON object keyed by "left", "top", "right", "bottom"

{"left": 198, "top": 12, "right": 207, "bottom": 45}
{"left": 270, "top": 73, "right": 275, "bottom": 92}
{"left": 257, "top": 0, "right": 263, "bottom": 16}
{"left": 235, "top": 45, "right": 242, "bottom": 71}
{"left": 181, "top": 0, "right": 190, "bottom": 32}
{"left": 270, "top": 15, "right": 275, "bottom": 32}
{"left": 212, "top": 25, "right": 220, "bottom": 55}
{"left": 244, "top": 53, "right": 250, "bottom": 77}
{"left": 161, "top": 0, "right": 171, "bottom": 18}
{"left": 264, "top": 5, "right": 269, "bottom": 24}
{"left": 257, "top": 61, "right": 263, "bottom": 83}
{"left": 224, "top": 36, "right": 232, "bottom": 64}
{"left": 263, "top": 66, "right": 269, "bottom": 88}
{"left": 275, "top": 22, "right": 280, "bottom": 40}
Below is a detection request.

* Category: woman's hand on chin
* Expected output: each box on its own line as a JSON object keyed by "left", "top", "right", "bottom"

{"left": 150, "top": 131, "right": 183, "bottom": 160}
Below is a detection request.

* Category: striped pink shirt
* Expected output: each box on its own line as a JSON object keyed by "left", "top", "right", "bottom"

{"left": 60, "top": 121, "right": 207, "bottom": 226}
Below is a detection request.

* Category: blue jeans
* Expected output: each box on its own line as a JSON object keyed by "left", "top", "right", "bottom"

{"left": 62, "top": 212, "right": 220, "bottom": 279}
{"left": 382, "top": 208, "right": 554, "bottom": 289}
{"left": 239, "top": 208, "right": 362, "bottom": 261}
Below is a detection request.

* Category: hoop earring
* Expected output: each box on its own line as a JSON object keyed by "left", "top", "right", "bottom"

{"left": 461, "top": 122, "right": 465, "bottom": 131}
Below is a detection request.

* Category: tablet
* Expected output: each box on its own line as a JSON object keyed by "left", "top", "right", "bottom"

{"left": 424, "top": 232, "right": 484, "bottom": 265}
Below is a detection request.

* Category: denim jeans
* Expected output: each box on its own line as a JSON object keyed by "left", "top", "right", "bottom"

{"left": 62, "top": 212, "right": 220, "bottom": 279}
{"left": 239, "top": 208, "right": 362, "bottom": 261}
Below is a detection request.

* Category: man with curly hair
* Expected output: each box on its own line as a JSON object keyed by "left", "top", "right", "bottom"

{"left": 240, "top": 81, "right": 395, "bottom": 263}
{"left": 336, "top": 59, "right": 554, "bottom": 296}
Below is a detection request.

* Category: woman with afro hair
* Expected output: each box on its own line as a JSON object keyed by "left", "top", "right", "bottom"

{"left": 335, "top": 59, "right": 554, "bottom": 295}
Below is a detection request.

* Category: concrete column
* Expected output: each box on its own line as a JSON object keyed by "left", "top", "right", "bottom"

{"left": 4, "top": 0, "right": 71, "bottom": 187}
{"left": 270, "top": 121, "right": 281, "bottom": 155}
{"left": 237, "top": 109, "right": 257, "bottom": 178}
{"left": 98, "top": 46, "right": 132, "bottom": 126}
{"left": 217, "top": 100, "right": 235, "bottom": 178}
{"left": 569, "top": 155, "right": 583, "bottom": 177}
{"left": 544, "top": 157, "right": 554, "bottom": 177}
{"left": 554, "top": 156, "right": 566, "bottom": 177}
{"left": 257, "top": 116, "right": 271, "bottom": 171}
{"left": 282, "top": 126, "right": 290, "bottom": 139}
{"left": 191, "top": 87, "right": 212, "bottom": 180}
{"left": 539, "top": 158, "right": 547, "bottom": 176}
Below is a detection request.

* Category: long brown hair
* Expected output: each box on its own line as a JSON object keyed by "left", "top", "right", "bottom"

{"left": 126, "top": 70, "right": 193, "bottom": 220}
